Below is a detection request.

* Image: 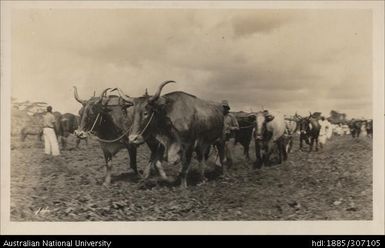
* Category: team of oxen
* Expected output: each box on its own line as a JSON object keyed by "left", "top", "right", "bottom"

{"left": 21, "top": 81, "right": 373, "bottom": 188}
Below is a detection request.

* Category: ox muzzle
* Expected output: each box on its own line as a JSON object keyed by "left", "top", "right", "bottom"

{"left": 128, "top": 134, "right": 145, "bottom": 145}
{"left": 74, "top": 130, "right": 88, "bottom": 139}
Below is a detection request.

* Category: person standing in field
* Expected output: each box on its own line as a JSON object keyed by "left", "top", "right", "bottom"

{"left": 318, "top": 116, "right": 329, "bottom": 149}
{"left": 222, "top": 100, "right": 239, "bottom": 167}
{"left": 43, "top": 106, "right": 60, "bottom": 156}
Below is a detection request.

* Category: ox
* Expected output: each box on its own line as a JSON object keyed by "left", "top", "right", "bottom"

{"left": 298, "top": 114, "right": 321, "bottom": 152}
{"left": 20, "top": 125, "right": 43, "bottom": 141}
{"left": 58, "top": 113, "right": 87, "bottom": 149}
{"left": 366, "top": 120, "right": 373, "bottom": 138}
{"left": 233, "top": 112, "right": 256, "bottom": 160}
{"left": 73, "top": 87, "right": 166, "bottom": 186}
{"left": 253, "top": 111, "right": 287, "bottom": 168}
{"left": 349, "top": 120, "right": 363, "bottom": 138}
{"left": 117, "top": 81, "right": 226, "bottom": 188}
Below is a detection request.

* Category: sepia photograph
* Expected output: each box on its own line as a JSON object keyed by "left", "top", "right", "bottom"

{"left": 1, "top": 1, "right": 384, "bottom": 235}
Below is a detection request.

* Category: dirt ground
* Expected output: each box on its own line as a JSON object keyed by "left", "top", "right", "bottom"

{"left": 10, "top": 133, "right": 372, "bottom": 221}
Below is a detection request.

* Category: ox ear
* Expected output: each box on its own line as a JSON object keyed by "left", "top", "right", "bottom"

{"left": 150, "top": 96, "right": 167, "bottom": 107}
{"left": 94, "top": 103, "right": 112, "bottom": 113}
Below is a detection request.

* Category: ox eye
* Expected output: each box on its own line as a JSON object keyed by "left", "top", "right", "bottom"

{"left": 143, "top": 112, "right": 149, "bottom": 117}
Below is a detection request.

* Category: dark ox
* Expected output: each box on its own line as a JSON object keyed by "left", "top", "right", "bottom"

{"left": 20, "top": 125, "right": 43, "bottom": 142}
{"left": 58, "top": 113, "right": 87, "bottom": 149}
{"left": 298, "top": 114, "right": 321, "bottom": 152}
{"left": 21, "top": 111, "right": 61, "bottom": 142}
{"left": 117, "top": 81, "right": 226, "bottom": 188}
{"left": 253, "top": 111, "right": 287, "bottom": 168}
{"left": 366, "top": 120, "right": 373, "bottom": 138}
{"left": 233, "top": 112, "right": 256, "bottom": 160}
{"left": 73, "top": 87, "right": 166, "bottom": 186}
{"left": 349, "top": 120, "right": 363, "bottom": 138}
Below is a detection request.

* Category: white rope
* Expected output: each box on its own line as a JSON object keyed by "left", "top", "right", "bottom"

{"left": 88, "top": 113, "right": 100, "bottom": 133}
{"left": 137, "top": 112, "right": 155, "bottom": 136}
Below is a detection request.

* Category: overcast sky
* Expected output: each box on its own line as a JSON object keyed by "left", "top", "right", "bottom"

{"left": 11, "top": 8, "right": 372, "bottom": 118}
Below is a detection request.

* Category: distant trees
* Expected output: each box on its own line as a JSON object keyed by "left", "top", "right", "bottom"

{"left": 11, "top": 99, "right": 48, "bottom": 136}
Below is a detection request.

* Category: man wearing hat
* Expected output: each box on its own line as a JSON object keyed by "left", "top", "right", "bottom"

{"left": 43, "top": 106, "right": 60, "bottom": 156}
{"left": 222, "top": 100, "right": 239, "bottom": 167}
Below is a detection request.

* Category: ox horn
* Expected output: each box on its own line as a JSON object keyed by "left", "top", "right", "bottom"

{"left": 73, "top": 86, "right": 86, "bottom": 105}
{"left": 149, "top": 80, "right": 175, "bottom": 102}
{"left": 100, "top": 88, "right": 111, "bottom": 98}
{"left": 111, "top": 88, "right": 134, "bottom": 104}
{"left": 97, "top": 88, "right": 111, "bottom": 103}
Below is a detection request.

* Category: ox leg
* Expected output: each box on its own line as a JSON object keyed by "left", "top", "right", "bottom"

{"left": 143, "top": 162, "right": 152, "bottom": 179}
{"left": 21, "top": 133, "right": 26, "bottom": 142}
{"left": 280, "top": 138, "right": 288, "bottom": 161}
{"left": 154, "top": 160, "right": 168, "bottom": 181}
{"left": 198, "top": 144, "right": 209, "bottom": 183}
{"left": 214, "top": 141, "right": 227, "bottom": 175}
{"left": 153, "top": 143, "right": 168, "bottom": 180}
{"left": 288, "top": 137, "right": 293, "bottom": 153}
{"left": 146, "top": 140, "right": 168, "bottom": 181}
{"left": 180, "top": 146, "right": 193, "bottom": 188}
{"left": 308, "top": 138, "right": 312, "bottom": 152}
{"left": 103, "top": 152, "right": 113, "bottom": 187}
{"left": 277, "top": 143, "right": 282, "bottom": 164}
{"left": 254, "top": 141, "right": 263, "bottom": 169}
{"left": 264, "top": 141, "right": 274, "bottom": 166}
{"left": 243, "top": 143, "right": 250, "bottom": 161}
{"left": 75, "top": 137, "right": 81, "bottom": 148}
{"left": 61, "top": 137, "right": 66, "bottom": 150}
{"left": 127, "top": 145, "right": 138, "bottom": 175}
{"left": 299, "top": 137, "right": 303, "bottom": 151}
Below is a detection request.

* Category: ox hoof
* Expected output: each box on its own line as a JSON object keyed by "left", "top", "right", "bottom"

{"left": 197, "top": 177, "right": 208, "bottom": 186}
{"left": 102, "top": 182, "right": 111, "bottom": 189}
{"left": 179, "top": 181, "right": 188, "bottom": 189}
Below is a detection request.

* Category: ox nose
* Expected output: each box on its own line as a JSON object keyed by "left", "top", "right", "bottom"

{"left": 129, "top": 134, "right": 144, "bottom": 145}
{"left": 75, "top": 130, "right": 87, "bottom": 139}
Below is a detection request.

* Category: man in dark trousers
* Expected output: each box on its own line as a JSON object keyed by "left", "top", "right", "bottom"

{"left": 222, "top": 100, "right": 239, "bottom": 167}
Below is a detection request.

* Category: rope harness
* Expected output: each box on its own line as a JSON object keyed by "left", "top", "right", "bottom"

{"left": 86, "top": 113, "right": 129, "bottom": 143}
{"left": 238, "top": 124, "right": 255, "bottom": 129}
{"left": 85, "top": 111, "right": 155, "bottom": 143}
{"left": 137, "top": 112, "right": 155, "bottom": 137}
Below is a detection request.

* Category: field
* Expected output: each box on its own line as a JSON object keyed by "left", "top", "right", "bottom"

{"left": 10, "top": 133, "right": 372, "bottom": 221}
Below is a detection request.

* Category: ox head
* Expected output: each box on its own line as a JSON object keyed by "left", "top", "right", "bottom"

{"left": 298, "top": 116, "right": 310, "bottom": 135}
{"left": 117, "top": 80, "right": 175, "bottom": 145}
{"left": 253, "top": 111, "right": 267, "bottom": 141}
{"left": 73, "top": 87, "right": 114, "bottom": 139}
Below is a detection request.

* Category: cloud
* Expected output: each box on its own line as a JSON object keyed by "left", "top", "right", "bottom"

{"left": 231, "top": 10, "right": 295, "bottom": 37}
{"left": 10, "top": 9, "right": 373, "bottom": 118}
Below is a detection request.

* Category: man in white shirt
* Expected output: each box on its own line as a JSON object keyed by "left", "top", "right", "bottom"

{"left": 318, "top": 116, "right": 329, "bottom": 149}
{"left": 43, "top": 106, "right": 60, "bottom": 156}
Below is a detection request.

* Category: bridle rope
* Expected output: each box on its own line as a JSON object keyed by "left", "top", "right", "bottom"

{"left": 137, "top": 112, "right": 155, "bottom": 136}
{"left": 86, "top": 112, "right": 130, "bottom": 143}
{"left": 88, "top": 113, "right": 100, "bottom": 133}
